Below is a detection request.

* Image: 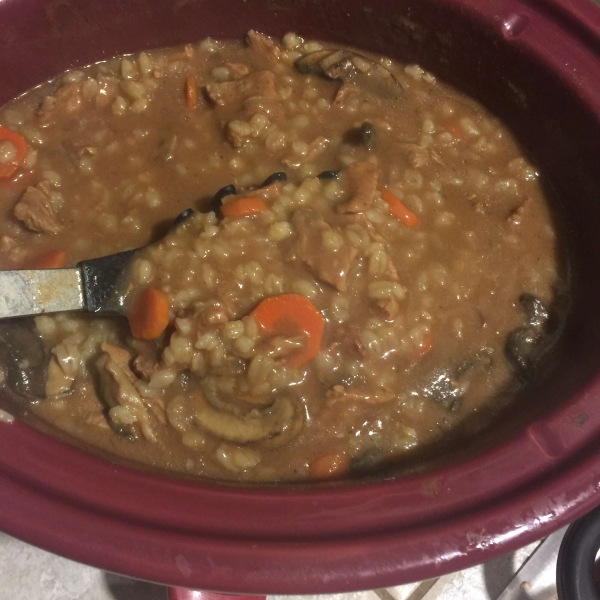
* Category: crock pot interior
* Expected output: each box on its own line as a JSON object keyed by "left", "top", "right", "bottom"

{"left": 0, "top": 0, "right": 598, "bottom": 480}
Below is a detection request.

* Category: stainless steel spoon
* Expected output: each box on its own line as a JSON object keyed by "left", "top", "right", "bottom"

{"left": 0, "top": 173, "right": 293, "bottom": 320}
{"left": 0, "top": 248, "right": 138, "bottom": 319}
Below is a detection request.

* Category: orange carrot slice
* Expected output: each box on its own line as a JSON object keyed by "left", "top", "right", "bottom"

{"left": 415, "top": 332, "right": 433, "bottom": 359}
{"left": 129, "top": 287, "right": 170, "bottom": 340}
{"left": 0, "top": 126, "right": 27, "bottom": 179}
{"left": 30, "top": 250, "right": 68, "bottom": 269}
{"left": 185, "top": 76, "right": 198, "bottom": 110}
{"left": 381, "top": 188, "right": 420, "bottom": 228}
{"left": 445, "top": 122, "right": 466, "bottom": 140}
{"left": 308, "top": 452, "right": 350, "bottom": 480}
{"left": 221, "top": 197, "right": 268, "bottom": 218}
{"left": 251, "top": 293, "right": 324, "bottom": 368}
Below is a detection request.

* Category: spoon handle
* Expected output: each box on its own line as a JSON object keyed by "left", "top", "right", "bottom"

{"left": 0, "top": 268, "right": 84, "bottom": 318}
{"left": 79, "top": 248, "right": 137, "bottom": 314}
{"left": 0, "top": 246, "right": 140, "bottom": 319}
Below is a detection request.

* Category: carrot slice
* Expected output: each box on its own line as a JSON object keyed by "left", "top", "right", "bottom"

{"left": 129, "top": 287, "right": 170, "bottom": 340}
{"left": 415, "top": 332, "right": 433, "bottom": 359}
{"left": 445, "top": 122, "right": 466, "bottom": 140}
{"left": 251, "top": 293, "right": 324, "bottom": 368}
{"left": 30, "top": 250, "right": 68, "bottom": 269}
{"left": 381, "top": 188, "right": 420, "bottom": 228}
{"left": 0, "top": 126, "right": 27, "bottom": 179}
{"left": 308, "top": 452, "right": 350, "bottom": 480}
{"left": 185, "top": 75, "right": 198, "bottom": 110}
{"left": 221, "top": 197, "right": 268, "bottom": 218}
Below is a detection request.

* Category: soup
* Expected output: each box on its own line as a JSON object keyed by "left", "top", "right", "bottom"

{"left": 0, "top": 31, "right": 564, "bottom": 481}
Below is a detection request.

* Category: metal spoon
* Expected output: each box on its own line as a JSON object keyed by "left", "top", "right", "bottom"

{"left": 0, "top": 173, "right": 292, "bottom": 320}
{"left": 0, "top": 248, "right": 138, "bottom": 318}
{"left": 0, "top": 185, "right": 231, "bottom": 319}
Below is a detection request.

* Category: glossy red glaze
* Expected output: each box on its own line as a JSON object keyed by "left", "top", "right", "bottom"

{"left": 0, "top": 0, "right": 599, "bottom": 593}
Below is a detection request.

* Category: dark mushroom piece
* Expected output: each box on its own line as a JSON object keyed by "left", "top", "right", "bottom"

{"left": 349, "top": 446, "right": 383, "bottom": 476}
{"left": 423, "top": 371, "right": 464, "bottom": 411}
{"left": 200, "top": 183, "right": 236, "bottom": 215}
{"left": 454, "top": 349, "right": 493, "bottom": 379}
{"left": 318, "top": 49, "right": 356, "bottom": 80}
{"left": 107, "top": 420, "right": 138, "bottom": 442}
{"left": 261, "top": 171, "right": 287, "bottom": 187}
{"left": 295, "top": 49, "right": 347, "bottom": 77}
{"left": 505, "top": 327, "right": 541, "bottom": 376}
{"left": 424, "top": 349, "right": 494, "bottom": 412}
{"left": 505, "top": 293, "right": 550, "bottom": 379}
{"left": 0, "top": 320, "right": 48, "bottom": 400}
{"left": 520, "top": 293, "right": 549, "bottom": 329}
{"left": 171, "top": 208, "right": 195, "bottom": 229}
{"left": 193, "top": 390, "right": 296, "bottom": 444}
{"left": 174, "top": 182, "right": 237, "bottom": 230}
{"left": 344, "top": 121, "right": 376, "bottom": 150}
{"left": 198, "top": 375, "right": 305, "bottom": 447}
{"left": 317, "top": 170, "right": 339, "bottom": 180}
{"left": 358, "top": 122, "right": 376, "bottom": 149}
{"left": 295, "top": 49, "right": 403, "bottom": 101}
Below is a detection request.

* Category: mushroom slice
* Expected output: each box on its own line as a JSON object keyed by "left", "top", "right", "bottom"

{"left": 295, "top": 49, "right": 348, "bottom": 77}
{"left": 259, "top": 403, "right": 305, "bottom": 448}
{"left": 0, "top": 320, "right": 48, "bottom": 400}
{"left": 193, "top": 392, "right": 295, "bottom": 444}
{"left": 505, "top": 326, "right": 541, "bottom": 377}
{"left": 46, "top": 355, "right": 75, "bottom": 397}
{"left": 504, "top": 294, "right": 551, "bottom": 379}
{"left": 520, "top": 293, "right": 549, "bottom": 329}
{"left": 95, "top": 343, "right": 157, "bottom": 442}
{"left": 295, "top": 49, "right": 403, "bottom": 100}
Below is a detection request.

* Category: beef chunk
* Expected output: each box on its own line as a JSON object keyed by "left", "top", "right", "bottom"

{"left": 45, "top": 356, "right": 75, "bottom": 396}
{"left": 95, "top": 341, "right": 157, "bottom": 442}
{"left": 398, "top": 142, "right": 429, "bottom": 168}
{"left": 205, "top": 71, "right": 278, "bottom": 108}
{"left": 246, "top": 30, "right": 281, "bottom": 63}
{"left": 292, "top": 209, "right": 358, "bottom": 291}
{"left": 36, "top": 83, "right": 83, "bottom": 125}
{"left": 335, "top": 212, "right": 385, "bottom": 243}
{"left": 206, "top": 71, "right": 284, "bottom": 146}
{"left": 327, "top": 323, "right": 368, "bottom": 359}
{"left": 377, "top": 296, "right": 400, "bottom": 319}
{"left": 224, "top": 62, "right": 250, "bottom": 79}
{"left": 14, "top": 185, "right": 61, "bottom": 234}
{"left": 332, "top": 82, "right": 358, "bottom": 108}
{"left": 336, "top": 161, "right": 381, "bottom": 214}
{"left": 133, "top": 354, "right": 161, "bottom": 380}
{"left": 101, "top": 342, "right": 136, "bottom": 379}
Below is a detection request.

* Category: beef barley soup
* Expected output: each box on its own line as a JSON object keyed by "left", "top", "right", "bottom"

{"left": 0, "top": 31, "right": 564, "bottom": 482}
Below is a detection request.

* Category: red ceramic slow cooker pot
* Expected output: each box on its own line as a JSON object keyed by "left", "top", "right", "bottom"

{"left": 0, "top": 0, "right": 599, "bottom": 593}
